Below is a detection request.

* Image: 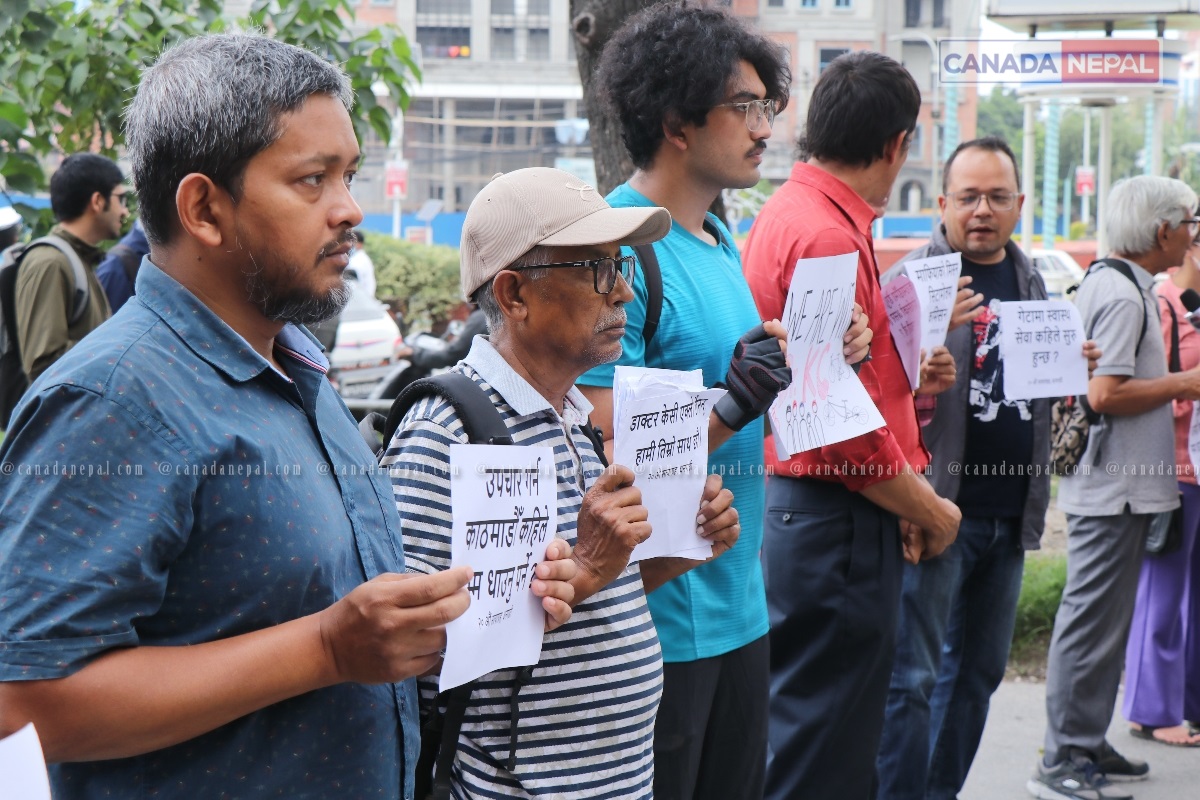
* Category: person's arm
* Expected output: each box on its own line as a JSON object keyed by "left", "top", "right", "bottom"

{"left": 0, "top": 567, "right": 472, "bottom": 762}
{"left": 859, "top": 468, "right": 961, "bottom": 561}
{"left": 570, "top": 465, "right": 652, "bottom": 605}
{"left": 1088, "top": 370, "right": 1200, "bottom": 417}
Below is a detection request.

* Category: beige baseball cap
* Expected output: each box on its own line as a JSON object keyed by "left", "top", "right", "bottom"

{"left": 459, "top": 167, "right": 671, "bottom": 298}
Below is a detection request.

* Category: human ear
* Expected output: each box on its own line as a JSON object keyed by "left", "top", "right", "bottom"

{"left": 491, "top": 271, "right": 529, "bottom": 324}
{"left": 175, "top": 173, "right": 233, "bottom": 249}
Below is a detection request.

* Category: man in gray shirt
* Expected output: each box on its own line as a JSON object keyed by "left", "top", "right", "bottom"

{"left": 1030, "top": 176, "right": 1200, "bottom": 800}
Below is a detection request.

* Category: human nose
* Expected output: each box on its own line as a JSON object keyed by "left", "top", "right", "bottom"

{"left": 611, "top": 269, "right": 634, "bottom": 304}
{"left": 332, "top": 178, "right": 364, "bottom": 230}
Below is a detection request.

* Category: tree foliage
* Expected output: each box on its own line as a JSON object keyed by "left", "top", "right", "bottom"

{"left": 0, "top": 0, "right": 418, "bottom": 232}
{"left": 363, "top": 235, "right": 463, "bottom": 335}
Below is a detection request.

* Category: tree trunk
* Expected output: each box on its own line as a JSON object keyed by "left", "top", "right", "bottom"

{"left": 570, "top": 0, "right": 728, "bottom": 226}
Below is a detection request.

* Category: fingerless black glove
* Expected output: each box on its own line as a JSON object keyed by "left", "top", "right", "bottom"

{"left": 713, "top": 324, "right": 791, "bottom": 431}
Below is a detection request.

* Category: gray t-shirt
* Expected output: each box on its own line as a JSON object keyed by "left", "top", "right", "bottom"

{"left": 1057, "top": 259, "right": 1179, "bottom": 516}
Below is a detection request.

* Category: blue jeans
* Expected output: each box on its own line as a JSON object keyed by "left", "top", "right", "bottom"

{"left": 876, "top": 516, "right": 1025, "bottom": 800}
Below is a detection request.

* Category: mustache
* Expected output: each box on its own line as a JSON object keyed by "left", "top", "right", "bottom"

{"left": 748, "top": 141, "right": 767, "bottom": 158}
{"left": 317, "top": 230, "right": 356, "bottom": 261}
{"left": 596, "top": 310, "right": 627, "bottom": 331}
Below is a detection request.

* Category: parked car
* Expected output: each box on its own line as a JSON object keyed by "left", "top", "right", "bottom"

{"left": 1031, "top": 249, "right": 1086, "bottom": 300}
{"left": 328, "top": 284, "right": 404, "bottom": 398}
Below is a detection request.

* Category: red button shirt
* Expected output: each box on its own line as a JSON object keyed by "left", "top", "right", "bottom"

{"left": 742, "top": 162, "right": 929, "bottom": 491}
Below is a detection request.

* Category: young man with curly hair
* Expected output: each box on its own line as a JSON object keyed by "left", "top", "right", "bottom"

{"left": 576, "top": 4, "right": 870, "bottom": 798}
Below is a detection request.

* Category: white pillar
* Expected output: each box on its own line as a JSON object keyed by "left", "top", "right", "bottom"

{"left": 1097, "top": 104, "right": 1113, "bottom": 256}
{"left": 1081, "top": 108, "right": 1091, "bottom": 233}
{"left": 1151, "top": 96, "right": 1165, "bottom": 175}
{"left": 1022, "top": 100, "right": 1036, "bottom": 253}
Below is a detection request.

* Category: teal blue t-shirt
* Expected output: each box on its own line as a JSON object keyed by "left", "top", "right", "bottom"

{"left": 578, "top": 183, "right": 769, "bottom": 662}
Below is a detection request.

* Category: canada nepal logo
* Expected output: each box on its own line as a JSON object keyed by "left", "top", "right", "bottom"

{"left": 939, "top": 39, "right": 1162, "bottom": 85}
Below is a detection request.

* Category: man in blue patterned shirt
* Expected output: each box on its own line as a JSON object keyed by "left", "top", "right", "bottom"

{"left": 0, "top": 33, "right": 575, "bottom": 799}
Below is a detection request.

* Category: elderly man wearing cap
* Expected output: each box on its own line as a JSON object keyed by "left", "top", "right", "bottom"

{"left": 382, "top": 167, "right": 748, "bottom": 798}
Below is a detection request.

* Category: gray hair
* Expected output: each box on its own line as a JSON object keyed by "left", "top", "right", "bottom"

{"left": 473, "top": 245, "right": 552, "bottom": 332}
{"left": 125, "top": 31, "right": 353, "bottom": 245}
{"left": 1106, "top": 176, "right": 1198, "bottom": 257}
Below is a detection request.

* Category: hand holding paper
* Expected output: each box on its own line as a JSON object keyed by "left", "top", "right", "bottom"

{"left": 713, "top": 322, "right": 791, "bottom": 432}
{"left": 532, "top": 538, "right": 576, "bottom": 632}
{"left": 572, "top": 465, "right": 650, "bottom": 600}
{"left": 318, "top": 566, "right": 473, "bottom": 684}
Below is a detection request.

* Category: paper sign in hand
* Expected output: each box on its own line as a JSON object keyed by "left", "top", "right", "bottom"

{"left": 1000, "top": 301, "right": 1089, "bottom": 401}
{"left": 903, "top": 253, "right": 962, "bottom": 355}
{"left": 442, "top": 445, "right": 556, "bottom": 692}
{"left": 614, "top": 366, "right": 722, "bottom": 562}
{"left": 768, "top": 252, "right": 885, "bottom": 457}
{"left": 882, "top": 275, "right": 922, "bottom": 390}
{"left": 0, "top": 723, "right": 52, "bottom": 800}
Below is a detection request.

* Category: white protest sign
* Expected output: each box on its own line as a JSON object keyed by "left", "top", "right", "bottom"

{"left": 1187, "top": 402, "right": 1200, "bottom": 477}
{"left": 0, "top": 723, "right": 51, "bottom": 800}
{"left": 903, "top": 252, "right": 962, "bottom": 355}
{"left": 768, "top": 252, "right": 885, "bottom": 457}
{"left": 1000, "top": 300, "right": 1089, "bottom": 400}
{"left": 613, "top": 366, "right": 724, "bottom": 562}
{"left": 442, "top": 445, "right": 556, "bottom": 692}
{"left": 881, "top": 275, "right": 922, "bottom": 389}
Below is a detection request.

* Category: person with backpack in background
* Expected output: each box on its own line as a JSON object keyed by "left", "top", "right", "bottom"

{"left": 15, "top": 153, "right": 126, "bottom": 381}
{"left": 574, "top": 8, "right": 870, "bottom": 797}
{"left": 383, "top": 166, "right": 746, "bottom": 798}
{"left": 95, "top": 217, "right": 150, "bottom": 312}
{"left": 1029, "top": 176, "right": 1200, "bottom": 800}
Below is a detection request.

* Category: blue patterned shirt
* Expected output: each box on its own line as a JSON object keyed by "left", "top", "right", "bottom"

{"left": 0, "top": 260, "right": 419, "bottom": 799}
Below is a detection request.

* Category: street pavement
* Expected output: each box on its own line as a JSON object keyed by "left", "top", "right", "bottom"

{"left": 962, "top": 680, "right": 1197, "bottom": 799}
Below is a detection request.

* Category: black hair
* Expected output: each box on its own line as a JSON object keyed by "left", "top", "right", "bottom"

{"left": 596, "top": 0, "right": 790, "bottom": 169}
{"left": 942, "top": 136, "right": 1021, "bottom": 193}
{"left": 798, "top": 51, "right": 921, "bottom": 168}
{"left": 49, "top": 153, "right": 124, "bottom": 222}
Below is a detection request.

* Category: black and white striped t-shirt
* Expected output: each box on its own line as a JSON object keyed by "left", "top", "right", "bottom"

{"left": 383, "top": 337, "right": 662, "bottom": 799}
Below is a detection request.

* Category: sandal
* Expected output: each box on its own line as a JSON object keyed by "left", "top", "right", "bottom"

{"left": 1129, "top": 723, "right": 1200, "bottom": 747}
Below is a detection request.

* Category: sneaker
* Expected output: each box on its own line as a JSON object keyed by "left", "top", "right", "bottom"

{"left": 1095, "top": 741, "right": 1150, "bottom": 782}
{"left": 1026, "top": 753, "right": 1134, "bottom": 799}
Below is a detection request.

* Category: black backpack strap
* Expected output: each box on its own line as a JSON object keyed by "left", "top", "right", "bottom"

{"left": 580, "top": 419, "right": 609, "bottom": 468}
{"left": 632, "top": 243, "right": 662, "bottom": 348}
{"left": 1163, "top": 297, "right": 1182, "bottom": 373}
{"left": 373, "top": 372, "right": 514, "bottom": 457}
{"left": 1087, "top": 259, "right": 1149, "bottom": 357}
{"left": 415, "top": 683, "right": 473, "bottom": 800}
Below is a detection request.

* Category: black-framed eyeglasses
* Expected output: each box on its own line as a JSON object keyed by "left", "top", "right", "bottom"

{"left": 109, "top": 189, "right": 132, "bottom": 208}
{"left": 510, "top": 254, "right": 637, "bottom": 295}
{"left": 712, "top": 99, "right": 777, "bottom": 132}
{"left": 947, "top": 191, "right": 1018, "bottom": 211}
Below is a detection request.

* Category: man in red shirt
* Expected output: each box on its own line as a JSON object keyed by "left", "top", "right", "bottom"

{"left": 742, "top": 51, "right": 962, "bottom": 800}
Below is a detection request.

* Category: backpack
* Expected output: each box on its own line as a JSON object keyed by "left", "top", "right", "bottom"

{"left": 0, "top": 236, "right": 91, "bottom": 428}
{"left": 630, "top": 217, "right": 727, "bottom": 348}
{"left": 1049, "top": 259, "right": 1148, "bottom": 475}
{"left": 358, "top": 372, "right": 608, "bottom": 800}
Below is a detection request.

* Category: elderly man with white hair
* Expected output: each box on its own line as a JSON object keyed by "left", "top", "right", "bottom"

{"left": 1030, "top": 176, "right": 1200, "bottom": 800}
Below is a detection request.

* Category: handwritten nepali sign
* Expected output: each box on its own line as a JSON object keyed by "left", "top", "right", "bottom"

{"left": 881, "top": 275, "right": 922, "bottom": 389}
{"left": 769, "top": 252, "right": 885, "bottom": 457}
{"left": 442, "top": 444, "right": 556, "bottom": 692}
{"left": 882, "top": 253, "right": 963, "bottom": 388}
{"left": 1000, "top": 301, "right": 1088, "bottom": 400}
{"left": 614, "top": 366, "right": 724, "bottom": 562}
{"left": 0, "top": 724, "right": 51, "bottom": 800}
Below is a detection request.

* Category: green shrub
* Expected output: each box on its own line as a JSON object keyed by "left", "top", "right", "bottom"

{"left": 1069, "top": 220, "right": 1088, "bottom": 241}
{"left": 1012, "top": 552, "right": 1067, "bottom": 644}
{"left": 363, "top": 235, "right": 463, "bottom": 335}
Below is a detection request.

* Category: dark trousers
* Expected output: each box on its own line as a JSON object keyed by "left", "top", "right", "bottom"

{"left": 763, "top": 476, "right": 903, "bottom": 800}
{"left": 653, "top": 634, "right": 770, "bottom": 800}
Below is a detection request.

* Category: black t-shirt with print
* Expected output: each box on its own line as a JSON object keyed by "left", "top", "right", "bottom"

{"left": 956, "top": 253, "right": 1034, "bottom": 519}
